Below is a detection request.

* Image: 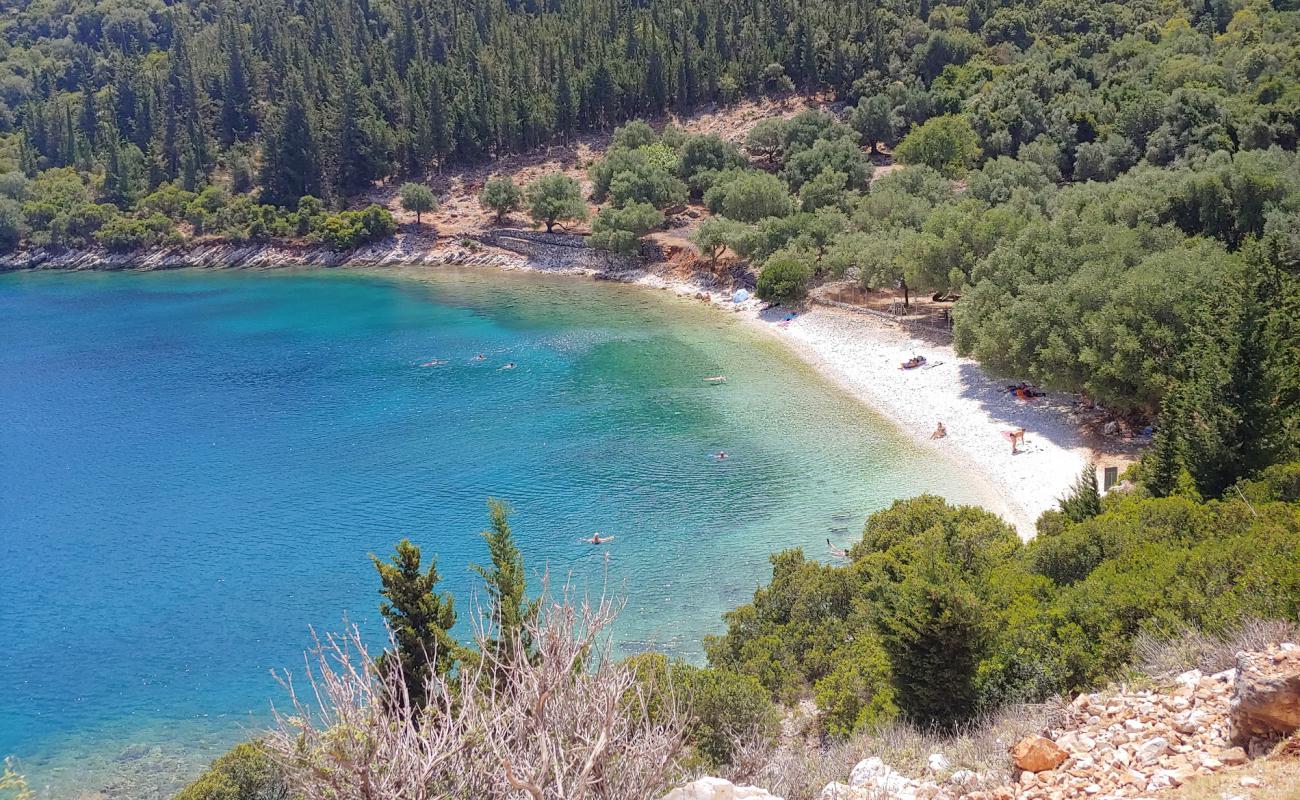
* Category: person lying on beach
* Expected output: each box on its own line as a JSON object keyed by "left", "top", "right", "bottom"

{"left": 930, "top": 421, "right": 947, "bottom": 439}
{"left": 583, "top": 533, "right": 614, "bottom": 545}
{"left": 1002, "top": 427, "right": 1026, "bottom": 453}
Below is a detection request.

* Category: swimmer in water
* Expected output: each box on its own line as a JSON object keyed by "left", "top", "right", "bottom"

{"left": 499, "top": 362, "right": 516, "bottom": 370}
{"left": 704, "top": 375, "right": 727, "bottom": 383}
{"left": 583, "top": 533, "right": 615, "bottom": 545}
{"left": 715, "top": 451, "right": 728, "bottom": 460}
{"left": 420, "top": 358, "right": 448, "bottom": 367}
{"left": 470, "top": 353, "right": 486, "bottom": 362}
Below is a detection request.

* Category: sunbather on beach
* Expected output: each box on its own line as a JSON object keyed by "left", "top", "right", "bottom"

{"left": 930, "top": 421, "right": 947, "bottom": 439}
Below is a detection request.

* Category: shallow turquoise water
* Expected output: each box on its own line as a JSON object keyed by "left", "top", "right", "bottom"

{"left": 0, "top": 267, "right": 994, "bottom": 797}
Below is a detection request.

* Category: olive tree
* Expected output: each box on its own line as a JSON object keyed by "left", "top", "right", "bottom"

{"left": 399, "top": 182, "right": 437, "bottom": 224}
{"left": 525, "top": 174, "right": 588, "bottom": 232}
{"left": 479, "top": 176, "right": 523, "bottom": 223}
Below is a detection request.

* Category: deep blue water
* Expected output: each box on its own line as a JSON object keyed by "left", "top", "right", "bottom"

{"left": 0, "top": 267, "right": 993, "bottom": 797}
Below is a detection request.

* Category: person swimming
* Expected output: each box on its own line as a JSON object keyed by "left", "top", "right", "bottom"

{"left": 826, "top": 538, "right": 848, "bottom": 559}
{"left": 714, "top": 451, "right": 728, "bottom": 460}
{"left": 499, "top": 362, "right": 516, "bottom": 370}
{"left": 704, "top": 375, "right": 727, "bottom": 383}
{"left": 583, "top": 533, "right": 614, "bottom": 545}
{"left": 419, "top": 358, "right": 448, "bottom": 367}
{"left": 470, "top": 353, "right": 486, "bottom": 362}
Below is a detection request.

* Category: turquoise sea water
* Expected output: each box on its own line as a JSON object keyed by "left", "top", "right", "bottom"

{"left": 0, "top": 267, "right": 996, "bottom": 798}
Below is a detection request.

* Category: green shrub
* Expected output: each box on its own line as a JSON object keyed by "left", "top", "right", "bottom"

{"left": 316, "top": 204, "right": 396, "bottom": 250}
{"left": 174, "top": 741, "right": 287, "bottom": 800}
{"left": 478, "top": 176, "right": 523, "bottom": 223}
{"left": 755, "top": 249, "right": 813, "bottom": 304}
{"left": 589, "top": 202, "right": 662, "bottom": 255}
{"left": 628, "top": 653, "right": 779, "bottom": 768}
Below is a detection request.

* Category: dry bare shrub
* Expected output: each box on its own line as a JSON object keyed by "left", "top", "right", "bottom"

{"left": 1133, "top": 617, "right": 1300, "bottom": 678}
{"left": 266, "top": 583, "right": 689, "bottom": 800}
{"left": 724, "top": 702, "right": 1062, "bottom": 800}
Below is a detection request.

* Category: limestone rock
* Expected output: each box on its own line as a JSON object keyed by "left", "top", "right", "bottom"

{"left": 1010, "top": 735, "right": 1068, "bottom": 773}
{"left": 820, "top": 783, "right": 869, "bottom": 800}
{"left": 1230, "top": 643, "right": 1300, "bottom": 751}
{"left": 1134, "top": 736, "right": 1169, "bottom": 765}
{"left": 926, "top": 753, "right": 950, "bottom": 774}
{"left": 848, "top": 756, "right": 915, "bottom": 795}
{"left": 661, "top": 777, "right": 783, "bottom": 800}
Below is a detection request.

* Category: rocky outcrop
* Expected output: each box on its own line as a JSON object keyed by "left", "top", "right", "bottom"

{"left": 0, "top": 236, "right": 530, "bottom": 273}
{"left": 661, "top": 777, "right": 783, "bottom": 800}
{"left": 803, "top": 645, "right": 1299, "bottom": 800}
{"left": 1230, "top": 643, "right": 1300, "bottom": 753}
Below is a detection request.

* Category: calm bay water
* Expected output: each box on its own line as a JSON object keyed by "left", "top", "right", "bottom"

{"left": 0, "top": 267, "right": 995, "bottom": 798}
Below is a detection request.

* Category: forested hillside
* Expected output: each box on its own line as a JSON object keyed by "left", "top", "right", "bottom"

{"left": 0, "top": 0, "right": 1297, "bottom": 246}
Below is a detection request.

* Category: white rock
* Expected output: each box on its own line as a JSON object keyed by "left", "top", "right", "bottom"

{"left": 820, "top": 783, "right": 860, "bottom": 800}
{"left": 1240, "top": 776, "right": 1263, "bottom": 787}
{"left": 1124, "top": 718, "right": 1146, "bottom": 733}
{"left": 1175, "top": 669, "right": 1203, "bottom": 688}
{"left": 926, "top": 753, "right": 950, "bottom": 774}
{"left": 848, "top": 757, "right": 915, "bottom": 796}
{"left": 1135, "top": 736, "right": 1170, "bottom": 765}
{"left": 948, "top": 770, "right": 979, "bottom": 787}
{"left": 661, "top": 777, "right": 783, "bottom": 800}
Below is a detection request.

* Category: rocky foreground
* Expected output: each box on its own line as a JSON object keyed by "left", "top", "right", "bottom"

{"left": 666, "top": 644, "right": 1300, "bottom": 800}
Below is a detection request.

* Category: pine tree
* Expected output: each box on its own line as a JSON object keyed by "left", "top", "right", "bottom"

{"left": 372, "top": 539, "right": 459, "bottom": 708}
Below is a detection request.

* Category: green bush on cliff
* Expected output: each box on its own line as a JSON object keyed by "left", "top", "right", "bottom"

{"left": 174, "top": 741, "right": 286, "bottom": 800}
{"left": 314, "top": 205, "right": 396, "bottom": 251}
{"left": 627, "top": 653, "right": 779, "bottom": 768}
{"left": 708, "top": 480, "right": 1300, "bottom": 734}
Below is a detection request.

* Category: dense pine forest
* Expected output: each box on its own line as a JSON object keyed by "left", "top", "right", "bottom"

{"left": 0, "top": 0, "right": 1296, "bottom": 251}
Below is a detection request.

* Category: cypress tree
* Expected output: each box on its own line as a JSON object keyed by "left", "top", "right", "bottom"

{"left": 1059, "top": 464, "right": 1102, "bottom": 522}
{"left": 1146, "top": 392, "right": 1187, "bottom": 498}
{"left": 469, "top": 499, "right": 539, "bottom": 667}
{"left": 260, "top": 74, "right": 321, "bottom": 206}
{"left": 372, "top": 539, "right": 459, "bottom": 708}
{"left": 220, "top": 18, "right": 256, "bottom": 144}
